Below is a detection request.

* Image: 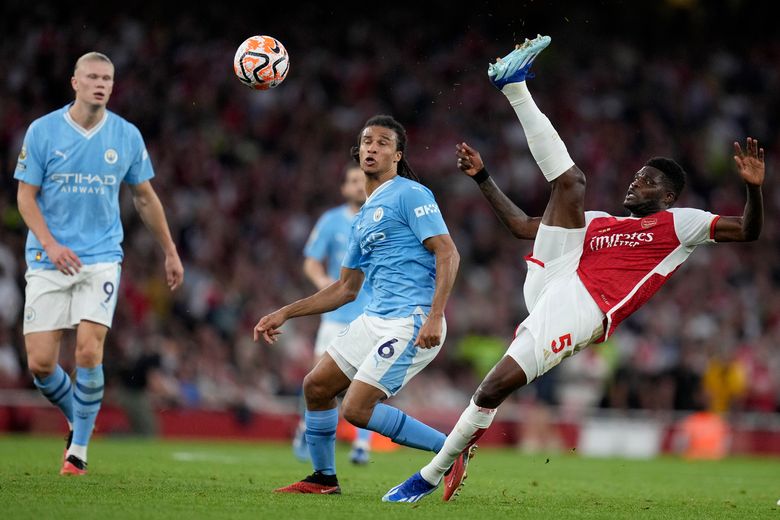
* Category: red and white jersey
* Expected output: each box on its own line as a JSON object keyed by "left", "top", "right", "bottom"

{"left": 577, "top": 208, "right": 720, "bottom": 340}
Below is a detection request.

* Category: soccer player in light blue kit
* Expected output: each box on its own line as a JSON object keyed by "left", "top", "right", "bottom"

{"left": 293, "top": 165, "right": 374, "bottom": 465}
{"left": 255, "top": 115, "right": 462, "bottom": 494}
{"left": 14, "top": 52, "right": 184, "bottom": 475}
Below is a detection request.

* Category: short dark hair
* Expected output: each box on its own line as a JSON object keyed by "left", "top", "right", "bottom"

{"left": 351, "top": 115, "right": 420, "bottom": 182}
{"left": 645, "top": 157, "right": 686, "bottom": 201}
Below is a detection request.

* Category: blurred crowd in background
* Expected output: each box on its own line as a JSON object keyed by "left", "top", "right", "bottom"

{"left": 0, "top": 1, "right": 778, "bottom": 432}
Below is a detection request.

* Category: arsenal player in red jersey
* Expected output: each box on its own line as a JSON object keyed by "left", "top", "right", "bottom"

{"left": 383, "top": 35, "right": 765, "bottom": 504}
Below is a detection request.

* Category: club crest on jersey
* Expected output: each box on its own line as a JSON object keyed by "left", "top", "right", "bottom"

{"left": 373, "top": 207, "right": 384, "bottom": 222}
{"left": 104, "top": 148, "right": 118, "bottom": 164}
{"left": 641, "top": 217, "right": 658, "bottom": 229}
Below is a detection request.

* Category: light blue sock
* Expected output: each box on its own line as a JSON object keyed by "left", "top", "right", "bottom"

{"left": 33, "top": 365, "right": 73, "bottom": 424}
{"left": 366, "top": 403, "right": 446, "bottom": 452}
{"left": 355, "top": 427, "right": 373, "bottom": 445}
{"left": 305, "top": 408, "right": 338, "bottom": 475}
{"left": 72, "top": 365, "right": 104, "bottom": 448}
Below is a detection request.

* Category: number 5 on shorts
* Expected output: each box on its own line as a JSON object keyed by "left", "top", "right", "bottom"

{"left": 550, "top": 333, "right": 572, "bottom": 353}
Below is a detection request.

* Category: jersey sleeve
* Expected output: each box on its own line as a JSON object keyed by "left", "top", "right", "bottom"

{"left": 671, "top": 207, "right": 720, "bottom": 247}
{"left": 14, "top": 122, "right": 46, "bottom": 186}
{"left": 341, "top": 219, "right": 362, "bottom": 270}
{"left": 585, "top": 210, "right": 611, "bottom": 226}
{"left": 124, "top": 125, "right": 155, "bottom": 185}
{"left": 399, "top": 184, "right": 449, "bottom": 243}
{"left": 303, "top": 212, "right": 333, "bottom": 260}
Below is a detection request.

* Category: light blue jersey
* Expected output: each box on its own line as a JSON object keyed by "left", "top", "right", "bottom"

{"left": 304, "top": 204, "right": 371, "bottom": 323}
{"left": 14, "top": 104, "right": 154, "bottom": 269}
{"left": 343, "top": 176, "right": 449, "bottom": 318}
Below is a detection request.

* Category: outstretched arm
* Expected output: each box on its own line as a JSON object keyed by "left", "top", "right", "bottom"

{"left": 456, "top": 142, "right": 541, "bottom": 240}
{"left": 713, "top": 137, "right": 765, "bottom": 243}
{"left": 254, "top": 267, "right": 364, "bottom": 343}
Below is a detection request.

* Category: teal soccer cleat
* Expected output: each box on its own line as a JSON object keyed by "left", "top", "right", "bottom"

{"left": 488, "top": 34, "right": 551, "bottom": 89}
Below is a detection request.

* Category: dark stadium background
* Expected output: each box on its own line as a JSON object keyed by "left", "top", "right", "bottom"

{"left": 0, "top": 0, "right": 777, "bottom": 454}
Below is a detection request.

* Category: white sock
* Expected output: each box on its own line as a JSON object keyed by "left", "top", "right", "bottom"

{"left": 352, "top": 438, "right": 370, "bottom": 451}
{"left": 502, "top": 82, "right": 574, "bottom": 182}
{"left": 67, "top": 443, "right": 87, "bottom": 462}
{"left": 419, "top": 399, "right": 497, "bottom": 485}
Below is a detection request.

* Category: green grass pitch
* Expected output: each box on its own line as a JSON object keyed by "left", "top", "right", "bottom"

{"left": 1, "top": 435, "right": 778, "bottom": 519}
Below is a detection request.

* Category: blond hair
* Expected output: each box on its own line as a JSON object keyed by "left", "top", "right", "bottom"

{"left": 74, "top": 52, "right": 114, "bottom": 73}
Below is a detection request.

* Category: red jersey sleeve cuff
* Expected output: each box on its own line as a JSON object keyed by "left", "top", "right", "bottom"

{"left": 709, "top": 215, "right": 721, "bottom": 240}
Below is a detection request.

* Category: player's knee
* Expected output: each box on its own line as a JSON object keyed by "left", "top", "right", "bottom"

{"left": 74, "top": 342, "right": 102, "bottom": 367}
{"left": 553, "top": 167, "right": 586, "bottom": 193}
{"left": 302, "top": 372, "right": 334, "bottom": 406}
{"left": 27, "top": 358, "right": 56, "bottom": 379}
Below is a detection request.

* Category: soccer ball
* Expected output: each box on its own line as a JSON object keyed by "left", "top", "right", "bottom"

{"left": 233, "top": 35, "right": 289, "bottom": 90}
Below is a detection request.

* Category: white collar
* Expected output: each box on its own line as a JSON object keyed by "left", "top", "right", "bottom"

{"left": 63, "top": 108, "right": 108, "bottom": 139}
{"left": 365, "top": 177, "right": 396, "bottom": 204}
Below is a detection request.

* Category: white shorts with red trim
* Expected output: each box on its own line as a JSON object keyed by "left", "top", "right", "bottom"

{"left": 509, "top": 224, "right": 604, "bottom": 382}
{"left": 523, "top": 223, "right": 588, "bottom": 312}
{"left": 508, "top": 272, "right": 605, "bottom": 382}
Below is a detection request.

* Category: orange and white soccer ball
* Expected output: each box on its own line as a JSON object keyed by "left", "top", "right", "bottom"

{"left": 233, "top": 35, "right": 289, "bottom": 90}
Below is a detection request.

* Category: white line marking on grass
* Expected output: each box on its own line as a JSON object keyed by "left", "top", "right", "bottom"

{"left": 172, "top": 452, "right": 247, "bottom": 464}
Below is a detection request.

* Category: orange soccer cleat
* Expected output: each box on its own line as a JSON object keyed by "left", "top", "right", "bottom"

{"left": 273, "top": 472, "right": 341, "bottom": 494}
{"left": 60, "top": 454, "right": 87, "bottom": 476}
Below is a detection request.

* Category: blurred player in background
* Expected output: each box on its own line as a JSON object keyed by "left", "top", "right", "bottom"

{"left": 15, "top": 52, "right": 184, "bottom": 475}
{"left": 255, "top": 115, "right": 461, "bottom": 494}
{"left": 292, "top": 165, "right": 374, "bottom": 465}
{"left": 384, "top": 35, "right": 765, "bottom": 503}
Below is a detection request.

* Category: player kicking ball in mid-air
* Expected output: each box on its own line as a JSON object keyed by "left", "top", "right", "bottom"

{"left": 383, "top": 35, "right": 765, "bottom": 503}
{"left": 255, "top": 115, "right": 462, "bottom": 494}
